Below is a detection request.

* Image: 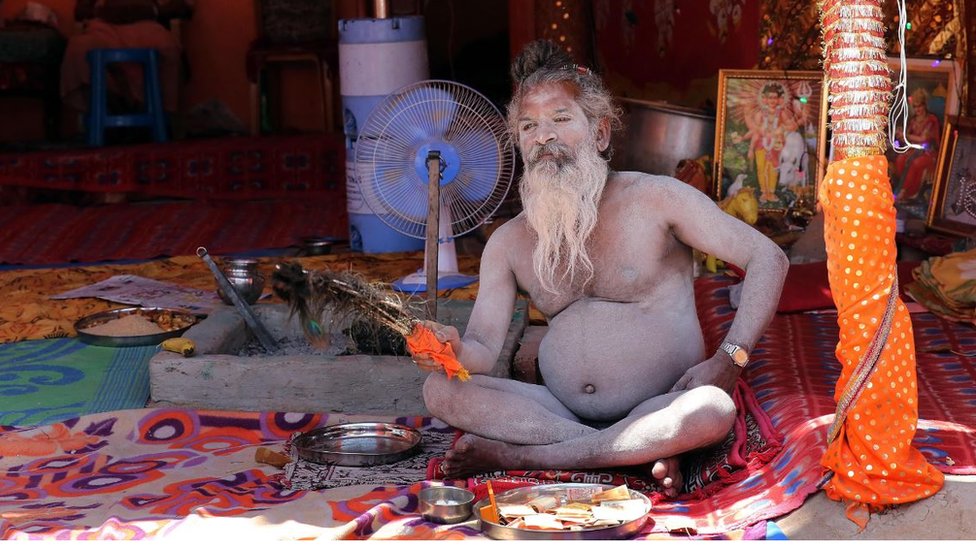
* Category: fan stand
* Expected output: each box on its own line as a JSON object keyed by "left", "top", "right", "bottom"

{"left": 392, "top": 152, "right": 478, "bottom": 318}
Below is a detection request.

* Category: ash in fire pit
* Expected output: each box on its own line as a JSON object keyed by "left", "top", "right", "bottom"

{"left": 237, "top": 320, "right": 406, "bottom": 357}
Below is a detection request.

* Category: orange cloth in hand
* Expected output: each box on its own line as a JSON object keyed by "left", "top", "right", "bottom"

{"left": 818, "top": 155, "right": 943, "bottom": 509}
{"left": 405, "top": 323, "right": 471, "bottom": 381}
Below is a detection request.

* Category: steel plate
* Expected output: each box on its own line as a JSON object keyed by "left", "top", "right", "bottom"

{"left": 74, "top": 307, "right": 200, "bottom": 347}
{"left": 294, "top": 422, "right": 422, "bottom": 466}
{"left": 474, "top": 483, "right": 652, "bottom": 540}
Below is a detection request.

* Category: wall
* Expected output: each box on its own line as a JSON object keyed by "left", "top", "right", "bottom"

{"left": 0, "top": 1, "right": 510, "bottom": 141}
{"left": 179, "top": 0, "right": 255, "bottom": 127}
{"left": 0, "top": 0, "right": 257, "bottom": 139}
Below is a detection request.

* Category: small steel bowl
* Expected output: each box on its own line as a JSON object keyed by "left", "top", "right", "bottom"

{"left": 419, "top": 486, "right": 475, "bottom": 524}
{"left": 216, "top": 258, "right": 264, "bottom": 305}
{"left": 301, "top": 236, "right": 339, "bottom": 256}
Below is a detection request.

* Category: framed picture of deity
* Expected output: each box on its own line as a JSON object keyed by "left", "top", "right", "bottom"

{"left": 885, "top": 56, "right": 962, "bottom": 221}
{"left": 713, "top": 70, "right": 828, "bottom": 214}
{"left": 927, "top": 117, "right": 976, "bottom": 237}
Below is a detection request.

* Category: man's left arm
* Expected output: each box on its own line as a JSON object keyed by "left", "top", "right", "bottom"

{"left": 666, "top": 181, "right": 789, "bottom": 393}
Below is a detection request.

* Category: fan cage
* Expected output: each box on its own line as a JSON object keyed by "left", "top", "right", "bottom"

{"left": 355, "top": 80, "right": 516, "bottom": 240}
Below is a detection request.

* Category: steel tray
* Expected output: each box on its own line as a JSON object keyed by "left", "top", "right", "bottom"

{"left": 474, "top": 483, "right": 652, "bottom": 540}
{"left": 74, "top": 307, "right": 200, "bottom": 347}
{"left": 293, "top": 422, "right": 422, "bottom": 467}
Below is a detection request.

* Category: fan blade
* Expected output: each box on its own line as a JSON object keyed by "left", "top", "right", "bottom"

{"left": 451, "top": 128, "right": 500, "bottom": 203}
{"left": 396, "top": 84, "right": 459, "bottom": 140}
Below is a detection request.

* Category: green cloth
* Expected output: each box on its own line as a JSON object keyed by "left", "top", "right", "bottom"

{"left": 0, "top": 338, "right": 155, "bottom": 427}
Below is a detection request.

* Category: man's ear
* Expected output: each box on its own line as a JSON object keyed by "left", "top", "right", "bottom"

{"left": 595, "top": 118, "right": 611, "bottom": 152}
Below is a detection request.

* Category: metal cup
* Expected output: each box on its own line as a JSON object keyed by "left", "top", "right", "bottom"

{"left": 216, "top": 258, "right": 264, "bottom": 305}
{"left": 418, "top": 486, "right": 475, "bottom": 524}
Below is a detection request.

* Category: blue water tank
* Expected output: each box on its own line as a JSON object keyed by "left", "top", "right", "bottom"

{"left": 338, "top": 16, "right": 428, "bottom": 253}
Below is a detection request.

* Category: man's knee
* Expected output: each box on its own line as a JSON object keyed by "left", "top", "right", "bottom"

{"left": 683, "top": 385, "right": 736, "bottom": 441}
{"left": 422, "top": 372, "right": 453, "bottom": 419}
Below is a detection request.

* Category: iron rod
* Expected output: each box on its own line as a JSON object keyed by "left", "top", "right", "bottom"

{"left": 197, "top": 247, "right": 279, "bottom": 352}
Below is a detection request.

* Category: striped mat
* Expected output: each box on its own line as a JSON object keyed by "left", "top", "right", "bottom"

{"left": 0, "top": 338, "right": 156, "bottom": 426}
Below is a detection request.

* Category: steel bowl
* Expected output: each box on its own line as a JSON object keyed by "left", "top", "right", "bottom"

{"left": 419, "top": 486, "right": 475, "bottom": 524}
{"left": 216, "top": 258, "right": 264, "bottom": 305}
{"left": 301, "top": 236, "right": 340, "bottom": 256}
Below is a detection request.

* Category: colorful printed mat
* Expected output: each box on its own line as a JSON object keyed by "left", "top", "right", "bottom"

{"left": 0, "top": 409, "right": 767, "bottom": 540}
{"left": 0, "top": 338, "right": 155, "bottom": 427}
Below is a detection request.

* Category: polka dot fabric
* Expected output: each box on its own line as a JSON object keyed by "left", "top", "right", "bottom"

{"left": 817, "top": 155, "right": 944, "bottom": 510}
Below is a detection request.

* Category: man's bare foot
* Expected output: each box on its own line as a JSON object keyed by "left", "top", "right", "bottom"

{"left": 441, "top": 434, "right": 513, "bottom": 478}
{"left": 651, "top": 456, "right": 682, "bottom": 498}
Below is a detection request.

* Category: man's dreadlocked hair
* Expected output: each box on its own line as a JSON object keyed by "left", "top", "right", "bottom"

{"left": 506, "top": 40, "right": 622, "bottom": 160}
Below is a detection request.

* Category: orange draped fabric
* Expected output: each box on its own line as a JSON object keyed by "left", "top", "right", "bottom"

{"left": 818, "top": 155, "right": 944, "bottom": 514}
{"left": 405, "top": 323, "right": 471, "bottom": 382}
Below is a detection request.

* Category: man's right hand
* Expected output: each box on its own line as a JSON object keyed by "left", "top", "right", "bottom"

{"left": 410, "top": 320, "right": 462, "bottom": 373}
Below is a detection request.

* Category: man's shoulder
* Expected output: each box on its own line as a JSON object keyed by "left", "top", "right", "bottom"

{"left": 609, "top": 171, "right": 702, "bottom": 199}
{"left": 484, "top": 215, "right": 531, "bottom": 250}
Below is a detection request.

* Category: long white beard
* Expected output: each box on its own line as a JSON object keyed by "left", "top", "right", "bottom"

{"left": 519, "top": 134, "right": 609, "bottom": 294}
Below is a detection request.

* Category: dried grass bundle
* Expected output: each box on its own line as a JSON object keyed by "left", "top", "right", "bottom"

{"left": 272, "top": 261, "right": 470, "bottom": 381}
{"left": 271, "top": 261, "right": 417, "bottom": 342}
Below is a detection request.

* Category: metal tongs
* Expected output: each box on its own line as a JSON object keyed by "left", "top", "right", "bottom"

{"left": 197, "top": 247, "right": 279, "bottom": 352}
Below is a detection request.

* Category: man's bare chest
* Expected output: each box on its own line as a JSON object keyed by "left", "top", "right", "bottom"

{"left": 517, "top": 228, "right": 687, "bottom": 318}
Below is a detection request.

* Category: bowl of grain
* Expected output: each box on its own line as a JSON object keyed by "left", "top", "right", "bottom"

{"left": 419, "top": 486, "right": 476, "bottom": 524}
{"left": 74, "top": 307, "right": 200, "bottom": 347}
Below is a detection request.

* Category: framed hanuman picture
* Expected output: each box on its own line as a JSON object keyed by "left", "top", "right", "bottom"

{"left": 927, "top": 116, "right": 976, "bottom": 237}
{"left": 713, "top": 70, "right": 828, "bottom": 214}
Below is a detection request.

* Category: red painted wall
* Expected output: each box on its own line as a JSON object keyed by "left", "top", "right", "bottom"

{"left": 1, "top": 0, "right": 259, "bottom": 139}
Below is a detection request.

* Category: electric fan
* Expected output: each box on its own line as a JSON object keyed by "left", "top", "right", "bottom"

{"left": 355, "top": 80, "right": 515, "bottom": 303}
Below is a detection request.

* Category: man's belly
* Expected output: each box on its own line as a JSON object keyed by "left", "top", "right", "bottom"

{"left": 538, "top": 298, "right": 705, "bottom": 422}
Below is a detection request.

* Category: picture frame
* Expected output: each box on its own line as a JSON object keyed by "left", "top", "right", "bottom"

{"left": 885, "top": 56, "right": 962, "bottom": 221}
{"left": 713, "top": 70, "right": 828, "bottom": 214}
{"left": 927, "top": 116, "right": 976, "bottom": 237}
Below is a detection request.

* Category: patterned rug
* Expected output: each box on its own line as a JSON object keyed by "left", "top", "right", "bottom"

{"left": 0, "top": 338, "right": 156, "bottom": 427}
{"left": 696, "top": 274, "right": 976, "bottom": 476}
{"left": 0, "top": 274, "right": 972, "bottom": 539}
{"left": 0, "top": 197, "right": 348, "bottom": 266}
{"left": 0, "top": 134, "right": 345, "bottom": 201}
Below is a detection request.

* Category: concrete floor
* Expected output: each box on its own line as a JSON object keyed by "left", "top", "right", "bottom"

{"left": 777, "top": 475, "right": 976, "bottom": 539}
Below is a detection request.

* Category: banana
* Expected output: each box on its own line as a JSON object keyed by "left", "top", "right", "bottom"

{"left": 160, "top": 337, "right": 195, "bottom": 357}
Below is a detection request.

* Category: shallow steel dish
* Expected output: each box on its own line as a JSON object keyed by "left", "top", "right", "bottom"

{"left": 419, "top": 486, "right": 475, "bottom": 524}
{"left": 474, "top": 483, "right": 652, "bottom": 540}
{"left": 293, "top": 422, "right": 422, "bottom": 466}
{"left": 75, "top": 307, "right": 200, "bottom": 347}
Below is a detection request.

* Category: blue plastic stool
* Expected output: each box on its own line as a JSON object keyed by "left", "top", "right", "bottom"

{"left": 87, "top": 48, "right": 168, "bottom": 147}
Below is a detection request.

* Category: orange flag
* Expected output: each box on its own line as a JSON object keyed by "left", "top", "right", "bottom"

{"left": 405, "top": 323, "right": 471, "bottom": 381}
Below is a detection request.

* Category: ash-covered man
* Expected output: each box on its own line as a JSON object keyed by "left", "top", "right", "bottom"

{"left": 412, "top": 40, "right": 788, "bottom": 496}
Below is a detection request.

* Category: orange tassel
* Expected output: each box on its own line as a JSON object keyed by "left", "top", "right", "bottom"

{"left": 405, "top": 323, "right": 471, "bottom": 381}
{"left": 845, "top": 501, "right": 871, "bottom": 531}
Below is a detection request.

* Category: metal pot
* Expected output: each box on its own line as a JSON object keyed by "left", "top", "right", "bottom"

{"left": 217, "top": 258, "right": 264, "bottom": 305}
{"left": 610, "top": 98, "right": 715, "bottom": 177}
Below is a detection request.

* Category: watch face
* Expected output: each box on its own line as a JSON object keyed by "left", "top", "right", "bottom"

{"left": 733, "top": 348, "right": 748, "bottom": 365}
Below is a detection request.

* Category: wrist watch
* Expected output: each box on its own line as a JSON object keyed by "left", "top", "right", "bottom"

{"left": 720, "top": 341, "right": 750, "bottom": 368}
